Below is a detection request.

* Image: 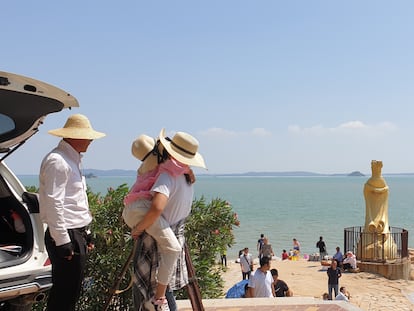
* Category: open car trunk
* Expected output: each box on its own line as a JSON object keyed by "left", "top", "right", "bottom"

{"left": 0, "top": 175, "right": 34, "bottom": 268}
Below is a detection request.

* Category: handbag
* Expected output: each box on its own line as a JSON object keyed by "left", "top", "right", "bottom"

{"left": 243, "top": 255, "right": 253, "bottom": 271}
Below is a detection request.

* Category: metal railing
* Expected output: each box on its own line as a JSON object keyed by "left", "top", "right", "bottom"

{"left": 344, "top": 226, "right": 408, "bottom": 263}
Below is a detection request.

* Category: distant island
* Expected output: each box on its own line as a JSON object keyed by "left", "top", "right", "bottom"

{"left": 82, "top": 169, "right": 367, "bottom": 177}
{"left": 348, "top": 171, "right": 365, "bottom": 177}
{"left": 85, "top": 173, "right": 97, "bottom": 179}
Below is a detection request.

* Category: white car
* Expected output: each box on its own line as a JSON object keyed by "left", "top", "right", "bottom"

{"left": 0, "top": 71, "right": 79, "bottom": 310}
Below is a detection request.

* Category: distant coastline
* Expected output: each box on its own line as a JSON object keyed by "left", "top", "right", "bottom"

{"left": 17, "top": 169, "right": 414, "bottom": 178}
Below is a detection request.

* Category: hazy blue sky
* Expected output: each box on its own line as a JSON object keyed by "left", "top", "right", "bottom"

{"left": 2, "top": 1, "right": 414, "bottom": 175}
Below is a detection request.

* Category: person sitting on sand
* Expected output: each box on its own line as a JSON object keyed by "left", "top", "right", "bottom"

{"left": 332, "top": 246, "right": 343, "bottom": 267}
{"left": 335, "top": 286, "right": 350, "bottom": 301}
{"left": 342, "top": 251, "right": 357, "bottom": 271}
{"left": 270, "top": 268, "right": 293, "bottom": 297}
{"left": 281, "top": 249, "right": 289, "bottom": 260}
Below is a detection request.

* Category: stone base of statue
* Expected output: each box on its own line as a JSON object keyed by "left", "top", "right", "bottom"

{"left": 357, "top": 232, "right": 397, "bottom": 261}
{"left": 358, "top": 257, "right": 411, "bottom": 280}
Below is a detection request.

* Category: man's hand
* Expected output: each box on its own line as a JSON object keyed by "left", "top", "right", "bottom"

{"left": 56, "top": 242, "right": 74, "bottom": 260}
{"left": 86, "top": 229, "right": 94, "bottom": 252}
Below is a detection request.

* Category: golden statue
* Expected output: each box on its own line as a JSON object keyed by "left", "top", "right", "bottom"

{"left": 359, "top": 160, "right": 397, "bottom": 260}
{"left": 363, "top": 160, "right": 389, "bottom": 234}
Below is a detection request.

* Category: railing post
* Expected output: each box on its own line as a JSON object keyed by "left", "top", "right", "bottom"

{"left": 184, "top": 243, "right": 205, "bottom": 311}
{"left": 345, "top": 226, "right": 408, "bottom": 263}
{"left": 402, "top": 230, "right": 408, "bottom": 258}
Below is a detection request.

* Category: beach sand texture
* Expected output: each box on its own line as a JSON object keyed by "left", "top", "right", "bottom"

{"left": 221, "top": 255, "right": 414, "bottom": 311}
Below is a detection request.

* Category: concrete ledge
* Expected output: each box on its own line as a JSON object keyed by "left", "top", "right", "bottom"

{"left": 358, "top": 257, "right": 411, "bottom": 280}
{"left": 176, "top": 297, "right": 364, "bottom": 310}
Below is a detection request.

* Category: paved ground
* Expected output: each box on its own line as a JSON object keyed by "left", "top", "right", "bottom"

{"left": 176, "top": 297, "right": 364, "bottom": 311}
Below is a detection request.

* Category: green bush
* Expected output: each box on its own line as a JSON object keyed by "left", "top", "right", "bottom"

{"left": 33, "top": 184, "right": 238, "bottom": 310}
{"left": 178, "top": 197, "right": 238, "bottom": 299}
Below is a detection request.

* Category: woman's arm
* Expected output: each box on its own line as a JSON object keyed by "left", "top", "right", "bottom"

{"left": 131, "top": 192, "right": 168, "bottom": 238}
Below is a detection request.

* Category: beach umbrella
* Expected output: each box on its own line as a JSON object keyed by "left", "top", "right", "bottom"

{"left": 225, "top": 279, "right": 249, "bottom": 298}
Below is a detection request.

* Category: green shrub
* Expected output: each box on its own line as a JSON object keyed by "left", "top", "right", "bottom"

{"left": 177, "top": 197, "right": 238, "bottom": 299}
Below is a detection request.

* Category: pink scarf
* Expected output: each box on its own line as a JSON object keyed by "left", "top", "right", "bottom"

{"left": 123, "top": 158, "right": 190, "bottom": 205}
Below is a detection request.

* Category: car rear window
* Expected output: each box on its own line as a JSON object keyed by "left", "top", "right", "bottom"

{"left": 0, "top": 114, "right": 15, "bottom": 135}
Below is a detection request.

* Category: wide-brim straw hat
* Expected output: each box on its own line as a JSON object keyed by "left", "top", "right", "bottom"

{"left": 159, "top": 128, "right": 206, "bottom": 169}
{"left": 131, "top": 134, "right": 159, "bottom": 175}
{"left": 48, "top": 114, "right": 106, "bottom": 139}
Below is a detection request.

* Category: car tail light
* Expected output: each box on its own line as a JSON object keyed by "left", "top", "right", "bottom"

{"left": 43, "top": 258, "right": 51, "bottom": 266}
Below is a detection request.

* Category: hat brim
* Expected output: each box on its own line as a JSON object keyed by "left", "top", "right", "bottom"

{"left": 48, "top": 128, "right": 106, "bottom": 140}
{"left": 159, "top": 128, "right": 206, "bottom": 169}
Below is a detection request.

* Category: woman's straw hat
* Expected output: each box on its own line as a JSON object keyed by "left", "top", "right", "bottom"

{"left": 131, "top": 134, "right": 159, "bottom": 175}
{"left": 159, "top": 128, "right": 206, "bottom": 169}
{"left": 48, "top": 114, "right": 105, "bottom": 139}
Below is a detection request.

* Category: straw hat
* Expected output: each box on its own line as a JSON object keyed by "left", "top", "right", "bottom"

{"left": 131, "top": 134, "right": 159, "bottom": 175}
{"left": 159, "top": 128, "right": 206, "bottom": 169}
{"left": 48, "top": 114, "right": 106, "bottom": 139}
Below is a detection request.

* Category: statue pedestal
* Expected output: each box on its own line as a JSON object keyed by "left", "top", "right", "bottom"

{"left": 357, "top": 233, "right": 397, "bottom": 261}
{"left": 358, "top": 258, "right": 411, "bottom": 280}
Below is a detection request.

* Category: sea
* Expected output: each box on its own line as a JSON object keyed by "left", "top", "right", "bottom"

{"left": 18, "top": 174, "right": 414, "bottom": 260}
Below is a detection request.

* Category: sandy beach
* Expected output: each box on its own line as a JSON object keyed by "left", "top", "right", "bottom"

{"left": 221, "top": 256, "right": 414, "bottom": 311}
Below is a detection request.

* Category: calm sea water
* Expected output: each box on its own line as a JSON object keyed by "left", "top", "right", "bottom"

{"left": 19, "top": 175, "right": 414, "bottom": 259}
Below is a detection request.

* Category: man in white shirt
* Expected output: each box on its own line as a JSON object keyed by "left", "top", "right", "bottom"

{"left": 335, "top": 286, "right": 350, "bottom": 301}
{"left": 240, "top": 247, "right": 253, "bottom": 280}
{"left": 343, "top": 251, "right": 357, "bottom": 270}
{"left": 248, "top": 256, "right": 275, "bottom": 298}
{"left": 39, "top": 114, "right": 105, "bottom": 311}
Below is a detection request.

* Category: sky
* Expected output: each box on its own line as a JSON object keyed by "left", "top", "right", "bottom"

{"left": 2, "top": 1, "right": 414, "bottom": 175}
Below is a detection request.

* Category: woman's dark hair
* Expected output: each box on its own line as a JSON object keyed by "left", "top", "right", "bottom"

{"left": 155, "top": 138, "right": 192, "bottom": 185}
{"left": 153, "top": 140, "right": 169, "bottom": 164}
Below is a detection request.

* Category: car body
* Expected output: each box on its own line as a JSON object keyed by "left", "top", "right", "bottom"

{"left": 0, "top": 71, "right": 79, "bottom": 309}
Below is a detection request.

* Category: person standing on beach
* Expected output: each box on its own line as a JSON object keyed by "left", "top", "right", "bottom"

{"left": 122, "top": 133, "right": 194, "bottom": 311}
{"left": 293, "top": 238, "right": 301, "bottom": 252}
{"left": 327, "top": 260, "right": 342, "bottom": 300}
{"left": 259, "top": 237, "right": 274, "bottom": 259}
{"left": 281, "top": 249, "right": 289, "bottom": 260}
{"left": 131, "top": 128, "right": 206, "bottom": 311}
{"left": 240, "top": 247, "right": 253, "bottom": 280}
{"left": 221, "top": 250, "right": 227, "bottom": 267}
{"left": 257, "top": 233, "right": 265, "bottom": 256}
{"left": 247, "top": 256, "right": 274, "bottom": 298}
{"left": 39, "top": 114, "right": 105, "bottom": 311}
{"left": 316, "top": 236, "right": 327, "bottom": 260}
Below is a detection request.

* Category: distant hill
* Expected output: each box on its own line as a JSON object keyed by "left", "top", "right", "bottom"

{"left": 83, "top": 169, "right": 368, "bottom": 177}
{"left": 348, "top": 171, "right": 365, "bottom": 177}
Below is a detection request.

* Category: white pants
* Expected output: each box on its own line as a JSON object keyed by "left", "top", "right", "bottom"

{"left": 122, "top": 199, "right": 181, "bottom": 285}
